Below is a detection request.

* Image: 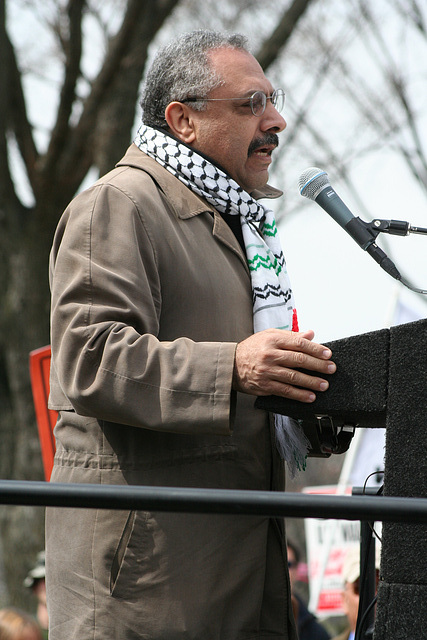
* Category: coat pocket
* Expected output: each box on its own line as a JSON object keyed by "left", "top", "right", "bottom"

{"left": 109, "top": 510, "right": 164, "bottom": 600}
{"left": 110, "top": 510, "right": 136, "bottom": 595}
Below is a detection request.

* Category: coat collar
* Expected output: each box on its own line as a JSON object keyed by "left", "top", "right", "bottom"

{"left": 116, "top": 144, "right": 283, "bottom": 220}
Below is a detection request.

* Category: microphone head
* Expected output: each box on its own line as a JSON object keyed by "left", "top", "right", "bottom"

{"left": 299, "top": 167, "right": 330, "bottom": 200}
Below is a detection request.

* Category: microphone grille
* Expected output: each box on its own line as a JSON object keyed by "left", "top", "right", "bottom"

{"left": 298, "top": 167, "right": 330, "bottom": 200}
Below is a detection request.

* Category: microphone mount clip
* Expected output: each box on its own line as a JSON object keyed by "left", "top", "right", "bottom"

{"left": 368, "top": 218, "right": 427, "bottom": 237}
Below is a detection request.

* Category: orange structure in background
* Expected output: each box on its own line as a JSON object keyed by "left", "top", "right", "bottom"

{"left": 29, "top": 346, "right": 57, "bottom": 481}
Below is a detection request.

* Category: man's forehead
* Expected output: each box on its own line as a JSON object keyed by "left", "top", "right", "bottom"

{"left": 208, "top": 47, "right": 273, "bottom": 92}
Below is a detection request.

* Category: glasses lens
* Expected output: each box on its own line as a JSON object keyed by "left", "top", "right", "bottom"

{"left": 271, "top": 89, "right": 285, "bottom": 113}
{"left": 251, "top": 91, "right": 267, "bottom": 116}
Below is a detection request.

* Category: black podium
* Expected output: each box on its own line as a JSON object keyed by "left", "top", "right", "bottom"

{"left": 256, "top": 318, "right": 427, "bottom": 640}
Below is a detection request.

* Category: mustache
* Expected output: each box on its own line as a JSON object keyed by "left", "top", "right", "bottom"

{"left": 247, "top": 133, "right": 279, "bottom": 157}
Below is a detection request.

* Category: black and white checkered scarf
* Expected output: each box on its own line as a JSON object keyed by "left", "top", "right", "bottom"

{"left": 135, "top": 125, "right": 309, "bottom": 474}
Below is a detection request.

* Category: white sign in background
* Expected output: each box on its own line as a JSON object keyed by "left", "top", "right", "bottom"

{"left": 304, "top": 428, "right": 385, "bottom": 617}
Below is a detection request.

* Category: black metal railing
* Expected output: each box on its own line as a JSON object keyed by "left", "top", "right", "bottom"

{"left": 0, "top": 480, "right": 426, "bottom": 523}
{"left": 2, "top": 479, "right": 426, "bottom": 640}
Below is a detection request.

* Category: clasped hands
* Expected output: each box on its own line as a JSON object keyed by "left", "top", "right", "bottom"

{"left": 233, "top": 328, "right": 336, "bottom": 403}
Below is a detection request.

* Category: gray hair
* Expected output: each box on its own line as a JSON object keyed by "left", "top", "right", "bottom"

{"left": 140, "top": 29, "right": 249, "bottom": 128}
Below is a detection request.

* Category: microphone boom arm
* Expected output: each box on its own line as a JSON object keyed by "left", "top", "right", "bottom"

{"left": 298, "top": 166, "right": 427, "bottom": 294}
{"left": 369, "top": 219, "right": 427, "bottom": 236}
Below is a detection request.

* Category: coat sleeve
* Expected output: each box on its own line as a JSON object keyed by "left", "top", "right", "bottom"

{"left": 49, "top": 180, "right": 237, "bottom": 435}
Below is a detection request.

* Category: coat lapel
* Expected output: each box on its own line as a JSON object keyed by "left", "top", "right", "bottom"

{"left": 116, "top": 144, "right": 282, "bottom": 276}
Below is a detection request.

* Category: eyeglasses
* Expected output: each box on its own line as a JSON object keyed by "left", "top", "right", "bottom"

{"left": 181, "top": 89, "right": 285, "bottom": 117}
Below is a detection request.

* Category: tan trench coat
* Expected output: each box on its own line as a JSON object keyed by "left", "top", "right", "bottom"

{"left": 46, "top": 144, "right": 297, "bottom": 640}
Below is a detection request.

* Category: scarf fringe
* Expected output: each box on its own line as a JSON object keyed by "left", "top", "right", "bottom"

{"left": 274, "top": 415, "right": 311, "bottom": 478}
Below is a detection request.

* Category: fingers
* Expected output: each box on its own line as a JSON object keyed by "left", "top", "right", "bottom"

{"left": 296, "top": 329, "right": 315, "bottom": 342}
{"left": 272, "top": 347, "right": 336, "bottom": 376}
{"left": 266, "top": 368, "right": 331, "bottom": 403}
{"left": 233, "top": 328, "right": 336, "bottom": 402}
{"left": 276, "top": 330, "right": 332, "bottom": 362}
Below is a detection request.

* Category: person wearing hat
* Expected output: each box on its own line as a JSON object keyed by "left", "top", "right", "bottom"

{"left": 332, "top": 545, "right": 380, "bottom": 640}
{"left": 24, "top": 552, "right": 48, "bottom": 636}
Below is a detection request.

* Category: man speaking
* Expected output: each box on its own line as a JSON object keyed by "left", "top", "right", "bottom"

{"left": 46, "top": 29, "right": 336, "bottom": 639}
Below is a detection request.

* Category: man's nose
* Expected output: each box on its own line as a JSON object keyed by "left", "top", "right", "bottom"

{"left": 260, "top": 102, "right": 287, "bottom": 133}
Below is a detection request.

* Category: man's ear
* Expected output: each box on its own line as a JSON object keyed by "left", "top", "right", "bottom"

{"left": 165, "top": 102, "right": 196, "bottom": 144}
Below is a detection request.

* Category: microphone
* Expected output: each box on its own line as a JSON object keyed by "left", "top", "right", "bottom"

{"left": 298, "top": 167, "right": 401, "bottom": 281}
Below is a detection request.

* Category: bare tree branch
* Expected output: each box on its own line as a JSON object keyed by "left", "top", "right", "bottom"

{"left": 37, "top": 0, "right": 85, "bottom": 190}
{"left": 93, "top": 0, "right": 183, "bottom": 177}
{"left": 390, "top": 74, "right": 427, "bottom": 183}
{"left": 355, "top": 1, "right": 427, "bottom": 191}
{"left": 53, "top": 0, "right": 151, "bottom": 195}
{"left": 58, "top": 0, "right": 181, "bottom": 196}
{"left": 391, "top": 0, "right": 427, "bottom": 37}
{"left": 256, "top": 0, "right": 317, "bottom": 70}
{"left": 1, "top": 4, "right": 39, "bottom": 199}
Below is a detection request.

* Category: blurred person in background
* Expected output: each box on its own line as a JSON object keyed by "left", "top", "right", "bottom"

{"left": 0, "top": 607, "right": 43, "bottom": 640}
{"left": 23, "top": 552, "right": 48, "bottom": 637}
{"left": 287, "top": 539, "right": 330, "bottom": 640}
{"left": 331, "top": 545, "right": 380, "bottom": 640}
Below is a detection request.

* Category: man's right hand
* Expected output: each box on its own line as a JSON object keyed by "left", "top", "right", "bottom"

{"left": 232, "top": 328, "right": 336, "bottom": 403}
